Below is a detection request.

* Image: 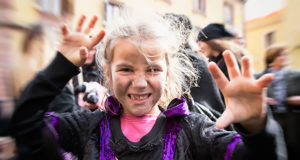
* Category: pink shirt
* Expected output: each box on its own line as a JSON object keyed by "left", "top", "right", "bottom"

{"left": 120, "top": 113, "right": 160, "bottom": 142}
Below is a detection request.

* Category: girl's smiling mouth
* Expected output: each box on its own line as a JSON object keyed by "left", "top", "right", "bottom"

{"left": 128, "top": 93, "right": 151, "bottom": 104}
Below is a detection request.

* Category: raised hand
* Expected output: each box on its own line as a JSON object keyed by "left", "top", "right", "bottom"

{"left": 58, "top": 15, "right": 105, "bottom": 67}
{"left": 208, "top": 51, "right": 274, "bottom": 133}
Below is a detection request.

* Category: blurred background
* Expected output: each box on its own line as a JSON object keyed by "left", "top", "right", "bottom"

{"left": 0, "top": 0, "right": 299, "bottom": 159}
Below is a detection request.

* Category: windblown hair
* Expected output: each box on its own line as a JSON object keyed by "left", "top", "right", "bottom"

{"left": 204, "top": 38, "right": 248, "bottom": 65}
{"left": 96, "top": 8, "right": 198, "bottom": 107}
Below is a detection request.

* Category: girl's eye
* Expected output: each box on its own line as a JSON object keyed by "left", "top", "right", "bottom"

{"left": 147, "top": 68, "right": 160, "bottom": 72}
{"left": 120, "top": 68, "right": 133, "bottom": 72}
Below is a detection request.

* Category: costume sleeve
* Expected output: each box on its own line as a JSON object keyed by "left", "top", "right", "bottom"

{"left": 9, "top": 52, "right": 99, "bottom": 159}
{"left": 231, "top": 112, "right": 287, "bottom": 160}
{"left": 186, "top": 112, "right": 287, "bottom": 160}
{"left": 48, "top": 83, "right": 78, "bottom": 113}
{"left": 45, "top": 109, "right": 105, "bottom": 157}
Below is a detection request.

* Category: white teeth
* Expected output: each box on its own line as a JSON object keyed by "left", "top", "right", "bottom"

{"left": 131, "top": 95, "right": 148, "bottom": 100}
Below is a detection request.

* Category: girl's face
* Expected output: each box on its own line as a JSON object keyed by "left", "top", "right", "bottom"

{"left": 106, "top": 39, "right": 167, "bottom": 116}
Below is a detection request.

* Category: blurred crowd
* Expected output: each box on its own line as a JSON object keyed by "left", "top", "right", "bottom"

{"left": 1, "top": 8, "right": 299, "bottom": 160}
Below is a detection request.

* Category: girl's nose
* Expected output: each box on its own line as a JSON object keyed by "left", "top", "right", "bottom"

{"left": 132, "top": 74, "right": 147, "bottom": 88}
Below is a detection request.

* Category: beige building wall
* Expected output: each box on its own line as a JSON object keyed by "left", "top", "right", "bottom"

{"left": 73, "top": 0, "right": 104, "bottom": 30}
{"left": 1, "top": 0, "right": 246, "bottom": 103}
{"left": 285, "top": 0, "right": 300, "bottom": 69}
{"left": 246, "top": 10, "right": 285, "bottom": 72}
{"left": 13, "top": 0, "right": 39, "bottom": 25}
{"left": 246, "top": 0, "right": 300, "bottom": 72}
{"left": 112, "top": 0, "right": 244, "bottom": 36}
{"left": 231, "top": 1, "right": 244, "bottom": 36}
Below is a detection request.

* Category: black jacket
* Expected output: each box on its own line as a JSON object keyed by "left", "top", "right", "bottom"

{"left": 182, "top": 46, "right": 225, "bottom": 118}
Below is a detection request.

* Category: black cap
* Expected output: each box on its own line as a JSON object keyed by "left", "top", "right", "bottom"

{"left": 197, "top": 23, "right": 234, "bottom": 41}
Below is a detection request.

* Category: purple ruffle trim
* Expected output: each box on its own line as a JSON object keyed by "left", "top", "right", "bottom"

{"left": 45, "top": 112, "right": 59, "bottom": 141}
{"left": 163, "top": 98, "right": 190, "bottom": 117}
{"left": 162, "top": 118, "right": 182, "bottom": 160}
{"left": 98, "top": 96, "right": 122, "bottom": 159}
{"left": 162, "top": 98, "right": 189, "bottom": 160}
{"left": 99, "top": 96, "right": 189, "bottom": 160}
{"left": 45, "top": 113, "right": 78, "bottom": 160}
{"left": 99, "top": 115, "right": 115, "bottom": 160}
{"left": 106, "top": 96, "right": 122, "bottom": 116}
{"left": 224, "top": 134, "right": 241, "bottom": 160}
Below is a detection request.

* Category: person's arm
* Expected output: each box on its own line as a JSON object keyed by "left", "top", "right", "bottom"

{"left": 10, "top": 15, "right": 105, "bottom": 159}
{"left": 48, "top": 83, "right": 78, "bottom": 113}
{"left": 231, "top": 111, "right": 287, "bottom": 160}
{"left": 286, "top": 96, "right": 300, "bottom": 106}
{"left": 266, "top": 97, "right": 277, "bottom": 106}
{"left": 186, "top": 111, "right": 286, "bottom": 160}
{"left": 10, "top": 52, "right": 80, "bottom": 159}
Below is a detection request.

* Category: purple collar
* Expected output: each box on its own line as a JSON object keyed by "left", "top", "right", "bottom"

{"left": 105, "top": 96, "right": 122, "bottom": 116}
{"left": 99, "top": 96, "right": 190, "bottom": 160}
{"left": 162, "top": 98, "right": 190, "bottom": 117}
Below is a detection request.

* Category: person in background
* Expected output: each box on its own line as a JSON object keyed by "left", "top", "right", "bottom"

{"left": 10, "top": 9, "right": 285, "bottom": 160}
{"left": 163, "top": 13, "right": 226, "bottom": 122}
{"left": 197, "top": 23, "right": 247, "bottom": 80}
{"left": 197, "top": 23, "right": 250, "bottom": 105}
{"left": 256, "top": 44, "right": 300, "bottom": 160}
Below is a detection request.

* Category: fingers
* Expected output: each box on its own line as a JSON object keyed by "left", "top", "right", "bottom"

{"left": 76, "top": 15, "right": 98, "bottom": 34}
{"left": 89, "top": 30, "right": 105, "bottom": 49}
{"left": 61, "top": 24, "right": 70, "bottom": 36}
{"left": 84, "top": 15, "right": 98, "bottom": 34}
{"left": 241, "top": 56, "right": 253, "bottom": 78}
{"left": 76, "top": 15, "right": 87, "bottom": 32}
{"left": 79, "top": 46, "right": 89, "bottom": 59}
{"left": 208, "top": 62, "right": 229, "bottom": 91}
{"left": 256, "top": 73, "right": 274, "bottom": 88}
{"left": 223, "top": 50, "right": 240, "bottom": 79}
{"left": 216, "top": 109, "right": 234, "bottom": 129}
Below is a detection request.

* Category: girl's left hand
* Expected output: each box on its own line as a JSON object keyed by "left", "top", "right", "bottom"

{"left": 208, "top": 50, "right": 274, "bottom": 133}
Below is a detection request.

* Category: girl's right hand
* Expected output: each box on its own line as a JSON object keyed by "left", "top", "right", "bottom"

{"left": 208, "top": 51, "right": 274, "bottom": 133}
{"left": 58, "top": 15, "right": 105, "bottom": 67}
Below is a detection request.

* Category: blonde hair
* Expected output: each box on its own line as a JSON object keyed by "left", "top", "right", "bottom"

{"left": 96, "top": 9, "right": 197, "bottom": 107}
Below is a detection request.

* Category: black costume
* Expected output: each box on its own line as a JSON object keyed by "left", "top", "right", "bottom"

{"left": 182, "top": 45, "right": 225, "bottom": 119}
{"left": 10, "top": 52, "right": 286, "bottom": 160}
{"left": 48, "top": 83, "right": 78, "bottom": 113}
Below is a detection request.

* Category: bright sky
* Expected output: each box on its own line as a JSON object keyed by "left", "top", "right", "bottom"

{"left": 245, "top": 0, "right": 286, "bottom": 21}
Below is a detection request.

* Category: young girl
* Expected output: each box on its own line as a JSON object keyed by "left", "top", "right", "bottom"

{"left": 11, "top": 10, "right": 285, "bottom": 160}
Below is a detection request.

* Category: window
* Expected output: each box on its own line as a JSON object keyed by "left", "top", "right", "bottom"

{"left": 103, "top": 1, "right": 121, "bottom": 25}
{"left": 224, "top": 2, "right": 233, "bottom": 25}
{"left": 265, "top": 31, "right": 275, "bottom": 47}
{"left": 36, "top": 0, "right": 73, "bottom": 16}
{"left": 193, "top": 0, "right": 205, "bottom": 14}
{"left": 36, "top": 0, "right": 62, "bottom": 15}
